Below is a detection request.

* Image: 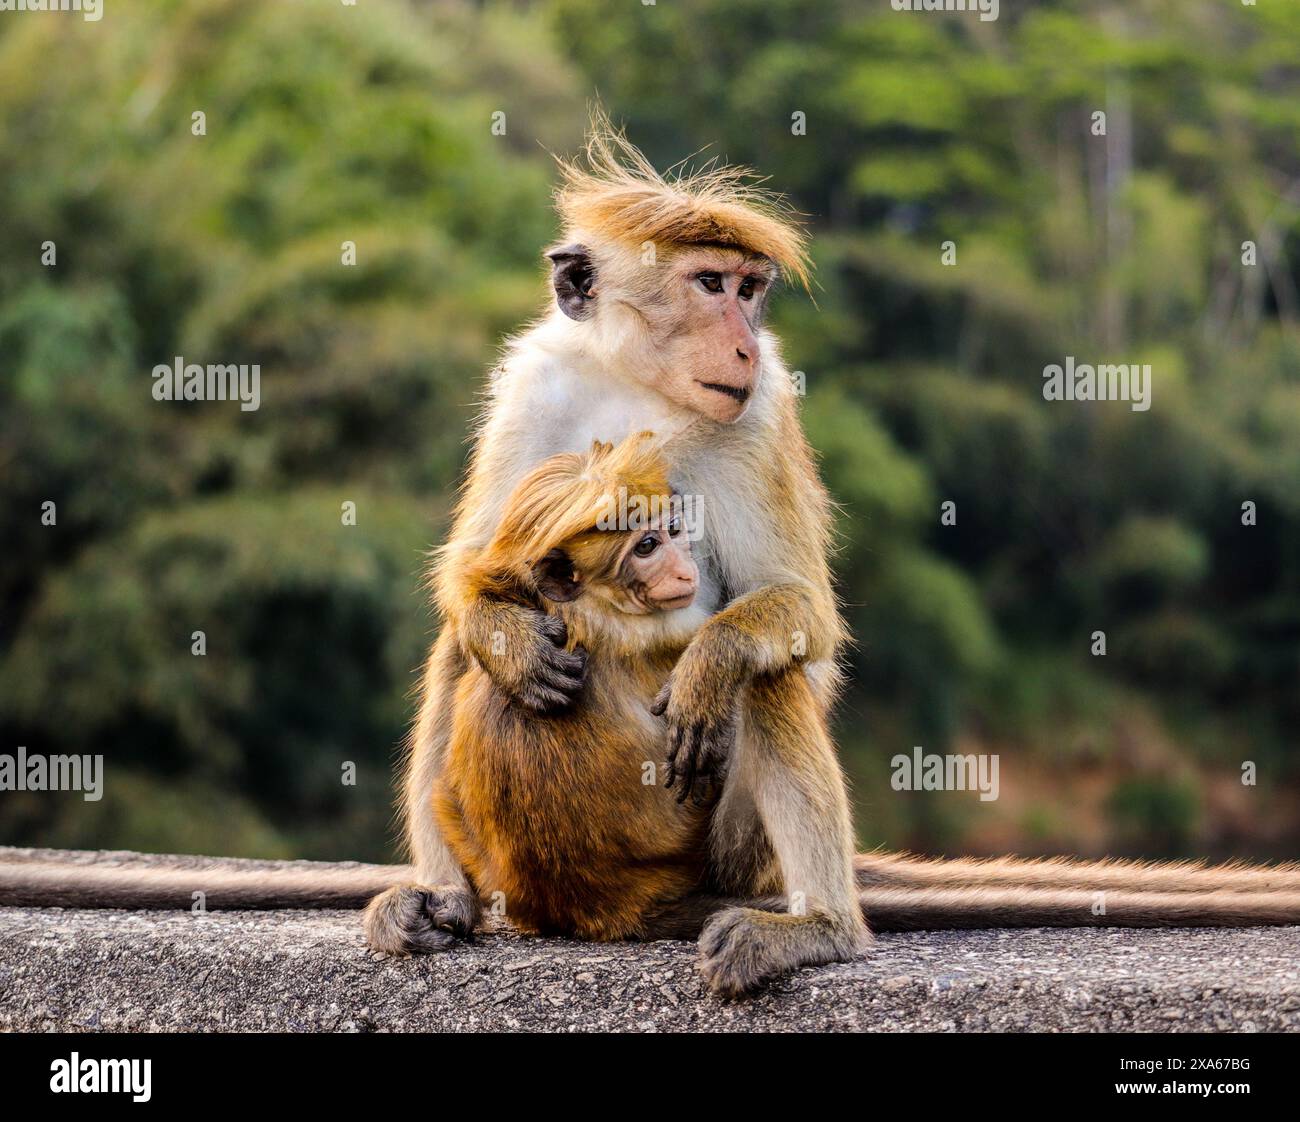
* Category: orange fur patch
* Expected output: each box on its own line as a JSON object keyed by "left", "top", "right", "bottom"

{"left": 481, "top": 431, "right": 674, "bottom": 585}
{"left": 555, "top": 108, "right": 812, "bottom": 290}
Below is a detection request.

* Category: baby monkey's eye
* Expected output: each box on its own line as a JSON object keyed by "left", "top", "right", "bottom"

{"left": 633, "top": 534, "right": 660, "bottom": 558}
{"left": 738, "top": 277, "right": 758, "bottom": 301}
{"left": 697, "top": 272, "right": 724, "bottom": 293}
{"left": 667, "top": 515, "right": 682, "bottom": 537}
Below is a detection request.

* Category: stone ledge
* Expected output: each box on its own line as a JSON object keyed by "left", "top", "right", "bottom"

{"left": 2, "top": 852, "right": 1298, "bottom": 1032}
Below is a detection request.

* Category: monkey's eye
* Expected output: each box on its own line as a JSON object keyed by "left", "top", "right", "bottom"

{"left": 633, "top": 534, "right": 660, "bottom": 558}
{"left": 738, "top": 277, "right": 758, "bottom": 301}
{"left": 667, "top": 515, "right": 682, "bottom": 538}
{"left": 697, "top": 272, "right": 724, "bottom": 294}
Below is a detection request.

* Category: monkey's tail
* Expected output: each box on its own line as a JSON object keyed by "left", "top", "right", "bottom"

{"left": 855, "top": 851, "right": 1300, "bottom": 895}
{"left": 859, "top": 884, "right": 1300, "bottom": 931}
{"left": 0, "top": 853, "right": 410, "bottom": 910}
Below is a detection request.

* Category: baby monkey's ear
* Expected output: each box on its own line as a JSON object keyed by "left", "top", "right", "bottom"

{"left": 532, "top": 548, "right": 583, "bottom": 602}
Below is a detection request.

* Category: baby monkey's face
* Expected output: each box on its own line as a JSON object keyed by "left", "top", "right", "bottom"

{"left": 606, "top": 512, "right": 697, "bottom": 615}
{"left": 530, "top": 495, "right": 699, "bottom": 617}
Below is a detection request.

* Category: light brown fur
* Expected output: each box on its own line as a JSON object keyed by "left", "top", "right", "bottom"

{"left": 555, "top": 107, "right": 812, "bottom": 291}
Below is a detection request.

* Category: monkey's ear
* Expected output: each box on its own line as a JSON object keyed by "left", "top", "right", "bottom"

{"left": 532, "top": 548, "right": 583, "bottom": 602}
{"left": 546, "top": 243, "right": 596, "bottom": 320}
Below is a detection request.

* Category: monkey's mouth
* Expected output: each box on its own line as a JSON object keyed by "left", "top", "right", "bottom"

{"left": 656, "top": 592, "right": 696, "bottom": 611}
{"left": 697, "top": 381, "right": 750, "bottom": 404}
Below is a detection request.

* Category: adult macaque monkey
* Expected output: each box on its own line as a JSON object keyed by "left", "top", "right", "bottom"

{"left": 359, "top": 115, "right": 1300, "bottom": 990}
{"left": 5, "top": 117, "right": 1300, "bottom": 995}
{"left": 367, "top": 115, "right": 870, "bottom": 994}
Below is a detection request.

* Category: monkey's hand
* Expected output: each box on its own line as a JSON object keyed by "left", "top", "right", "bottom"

{"left": 463, "top": 597, "right": 587, "bottom": 713}
{"left": 651, "top": 630, "right": 747, "bottom": 805}
{"left": 363, "top": 884, "right": 480, "bottom": 955}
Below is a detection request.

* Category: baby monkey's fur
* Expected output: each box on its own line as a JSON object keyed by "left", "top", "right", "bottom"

{"left": 435, "top": 434, "right": 714, "bottom": 941}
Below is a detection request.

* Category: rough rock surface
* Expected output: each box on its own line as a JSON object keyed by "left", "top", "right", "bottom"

{"left": 1, "top": 849, "right": 1297, "bottom": 1032}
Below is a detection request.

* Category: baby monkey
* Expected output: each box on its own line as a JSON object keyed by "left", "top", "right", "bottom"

{"left": 435, "top": 432, "right": 715, "bottom": 941}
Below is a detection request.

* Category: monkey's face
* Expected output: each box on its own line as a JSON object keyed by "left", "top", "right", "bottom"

{"left": 533, "top": 515, "right": 698, "bottom": 617}
{"left": 549, "top": 242, "right": 776, "bottom": 425}
{"left": 607, "top": 516, "right": 698, "bottom": 615}
{"left": 650, "top": 247, "right": 772, "bottom": 424}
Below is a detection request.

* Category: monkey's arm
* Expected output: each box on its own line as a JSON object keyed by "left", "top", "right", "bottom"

{"left": 444, "top": 558, "right": 586, "bottom": 713}
{"left": 653, "top": 585, "right": 830, "bottom": 799}
{"left": 657, "top": 407, "right": 846, "bottom": 800}
{"left": 430, "top": 369, "right": 587, "bottom": 712}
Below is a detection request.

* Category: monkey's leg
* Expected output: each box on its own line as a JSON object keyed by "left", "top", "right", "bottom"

{"left": 364, "top": 630, "right": 480, "bottom": 955}
{"left": 855, "top": 851, "right": 1300, "bottom": 895}
{"left": 698, "top": 668, "right": 869, "bottom": 997}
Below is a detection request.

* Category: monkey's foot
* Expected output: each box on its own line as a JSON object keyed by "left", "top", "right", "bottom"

{"left": 697, "top": 906, "right": 868, "bottom": 998}
{"left": 363, "top": 884, "right": 479, "bottom": 955}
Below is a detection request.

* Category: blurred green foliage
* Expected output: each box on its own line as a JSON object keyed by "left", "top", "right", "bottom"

{"left": 1, "top": 0, "right": 1297, "bottom": 862}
